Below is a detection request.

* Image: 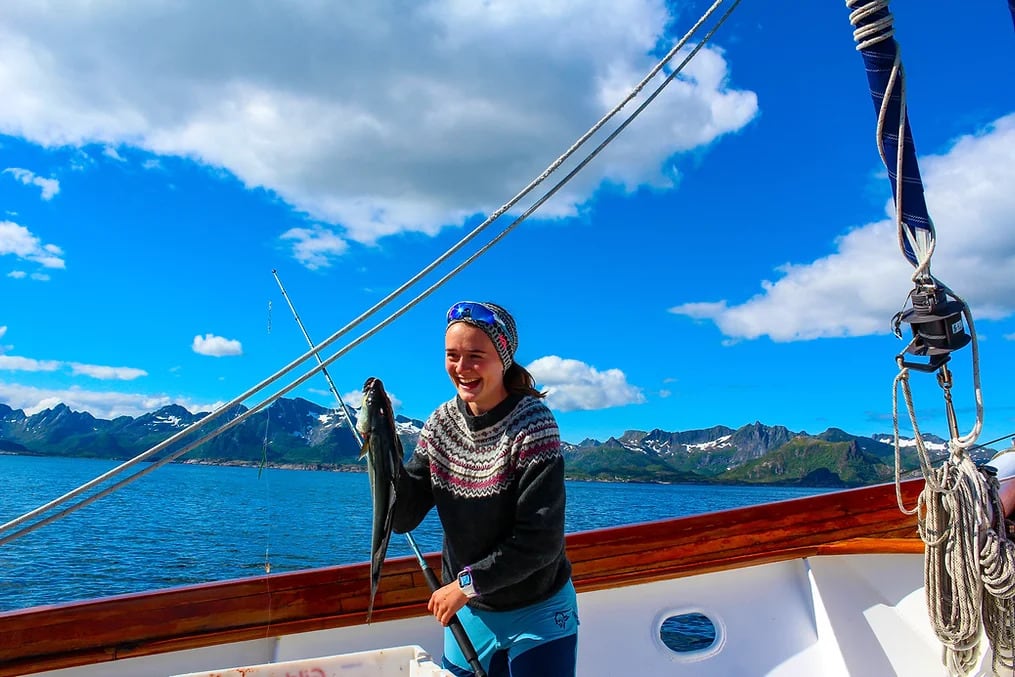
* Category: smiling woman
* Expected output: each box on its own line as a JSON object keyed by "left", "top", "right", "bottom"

{"left": 389, "top": 300, "right": 578, "bottom": 676}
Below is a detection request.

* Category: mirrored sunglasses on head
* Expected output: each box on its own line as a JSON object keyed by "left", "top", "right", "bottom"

{"left": 447, "top": 301, "right": 507, "bottom": 331}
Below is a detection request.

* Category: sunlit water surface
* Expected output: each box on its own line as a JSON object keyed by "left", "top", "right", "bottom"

{"left": 0, "top": 455, "right": 831, "bottom": 611}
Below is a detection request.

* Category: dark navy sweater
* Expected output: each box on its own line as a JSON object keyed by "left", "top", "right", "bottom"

{"left": 392, "top": 393, "right": 572, "bottom": 611}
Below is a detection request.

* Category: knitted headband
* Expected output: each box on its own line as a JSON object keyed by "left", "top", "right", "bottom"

{"left": 446, "top": 301, "right": 518, "bottom": 371}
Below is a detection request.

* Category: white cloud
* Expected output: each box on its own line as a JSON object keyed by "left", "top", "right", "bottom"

{"left": 0, "top": 1, "right": 757, "bottom": 266}
{"left": 342, "top": 387, "right": 403, "bottom": 414}
{"left": 0, "top": 346, "right": 147, "bottom": 381}
{"left": 281, "top": 227, "right": 349, "bottom": 270}
{"left": 527, "top": 355, "right": 645, "bottom": 412}
{"left": 0, "top": 381, "right": 221, "bottom": 420}
{"left": 0, "top": 220, "right": 66, "bottom": 271}
{"left": 670, "top": 113, "right": 1015, "bottom": 341}
{"left": 192, "top": 333, "right": 243, "bottom": 357}
{"left": 2, "top": 167, "right": 60, "bottom": 200}
{"left": 103, "top": 145, "right": 125, "bottom": 161}
{"left": 0, "top": 355, "right": 61, "bottom": 371}
{"left": 68, "top": 363, "right": 148, "bottom": 380}
{"left": 342, "top": 390, "right": 364, "bottom": 410}
{"left": 0, "top": 325, "right": 6, "bottom": 339}
{"left": 6, "top": 271, "right": 26, "bottom": 279}
{"left": 1005, "top": 333, "right": 1015, "bottom": 341}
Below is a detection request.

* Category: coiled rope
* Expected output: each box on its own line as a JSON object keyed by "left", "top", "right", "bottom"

{"left": 0, "top": 0, "right": 743, "bottom": 547}
{"left": 848, "top": 1, "right": 1015, "bottom": 673}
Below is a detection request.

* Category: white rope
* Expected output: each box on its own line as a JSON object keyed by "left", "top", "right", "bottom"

{"left": 980, "top": 467, "right": 1015, "bottom": 674}
{"left": 945, "top": 292, "right": 984, "bottom": 448}
{"left": 848, "top": 0, "right": 895, "bottom": 50}
{"left": 0, "top": 1, "right": 743, "bottom": 546}
{"left": 848, "top": 0, "right": 937, "bottom": 284}
{"left": 888, "top": 248, "right": 1008, "bottom": 677}
{"left": 892, "top": 375, "right": 1015, "bottom": 674}
{"left": 927, "top": 456, "right": 986, "bottom": 675}
{"left": 854, "top": 1, "right": 1012, "bottom": 673}
{"left": 888, "top": 218, "right": 1008, "bottom": 677}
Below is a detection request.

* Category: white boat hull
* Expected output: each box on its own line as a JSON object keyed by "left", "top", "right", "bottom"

{"left": 27, "top": 552, "right": 998, "bottom": 677}
{"left": 10, "top": 462, "right": 1015, "bottom": 677}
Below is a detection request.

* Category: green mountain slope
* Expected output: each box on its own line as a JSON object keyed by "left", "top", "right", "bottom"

{"left": 563, "top": 439, "right": 705, "bottom": 483}
{"left": 718, "top": 437, "right": 893, "bottom": 486}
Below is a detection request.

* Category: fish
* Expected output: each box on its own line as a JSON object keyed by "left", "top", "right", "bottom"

{"left": 356, "top": 376, "right": 404, "bottom": 623}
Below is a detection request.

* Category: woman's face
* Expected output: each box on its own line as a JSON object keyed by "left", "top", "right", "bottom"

{"left": 445, "top": 322, "right": 509, "bottom": 415}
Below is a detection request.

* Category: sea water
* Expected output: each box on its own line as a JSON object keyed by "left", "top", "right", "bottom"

{"left": 0, "top": 455, "right": 829, "bottom": 611}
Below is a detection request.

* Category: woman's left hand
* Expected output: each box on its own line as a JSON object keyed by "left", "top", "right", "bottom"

{"left": 428, "top": 580, "right": 469, "bottom": 626}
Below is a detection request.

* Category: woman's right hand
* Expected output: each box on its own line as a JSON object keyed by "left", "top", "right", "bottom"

{"left": 427, "top": 580, "right": 469, "bottom": 626}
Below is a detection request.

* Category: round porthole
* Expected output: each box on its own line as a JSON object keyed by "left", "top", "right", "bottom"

{"left": 659, "top": 611, "right": 718, "bottom": 653}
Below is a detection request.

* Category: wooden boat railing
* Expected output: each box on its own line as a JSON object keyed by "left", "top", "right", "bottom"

{"left": 0, "top": 476, "right": 1005, "bottom": 676}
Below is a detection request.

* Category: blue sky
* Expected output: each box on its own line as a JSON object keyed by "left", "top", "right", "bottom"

{"left": 1, "top": 1, "right": 1013, "bottom": 450}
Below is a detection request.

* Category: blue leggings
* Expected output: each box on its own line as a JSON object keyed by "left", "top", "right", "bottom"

{"left": 441, "top": 581, "right": 579, "bottom": 676}
{"left": 443, "top": 634, "right": 577, "bottom": 677}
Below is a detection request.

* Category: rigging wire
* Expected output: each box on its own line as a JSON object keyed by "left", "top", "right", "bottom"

{"left": 0, "top": 0, "right": 744, "bottom": 546}
{"left": 915, "top": 431, "right": 1015, "bottom": 473}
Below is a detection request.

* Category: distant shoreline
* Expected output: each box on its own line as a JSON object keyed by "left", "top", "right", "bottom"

{"left": 0, "top": 450, "right": 368, "bottom": 474}
{"left": 0, "top": 451, "right": 876, "bottom": 489}
{"left": 180, "top": 457, "right": 368, "bottom": 473}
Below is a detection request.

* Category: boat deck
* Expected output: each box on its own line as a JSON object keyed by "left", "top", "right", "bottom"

{"left": 1, "top": 478, "right": 941, "bottom": 676}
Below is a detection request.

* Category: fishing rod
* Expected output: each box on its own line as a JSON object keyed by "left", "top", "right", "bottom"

{"left": 271, "top": 270, "right": 487, "bottom": 677}
{"left": 271, "top": 269, "right": 356, "bottom": 417}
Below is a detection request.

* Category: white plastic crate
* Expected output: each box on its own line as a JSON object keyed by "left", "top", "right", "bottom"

{"left": 170, "top": 644, "right": 453, "bottom": 677}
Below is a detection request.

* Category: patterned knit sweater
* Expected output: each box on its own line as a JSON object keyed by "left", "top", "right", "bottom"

{"left": 392, "top": 392, "right": 572, "bottom": 612}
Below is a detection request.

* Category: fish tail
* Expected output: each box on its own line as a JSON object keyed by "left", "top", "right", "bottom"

{"left": 366, "top": 585, "right": 378, "bottom": 624}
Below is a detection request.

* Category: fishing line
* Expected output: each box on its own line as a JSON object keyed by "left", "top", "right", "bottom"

{"left": 260, "top": 401, "right": 273, "bottom": 574}
{"left": 264, "top": 298, "right": 275, "bottom": 574}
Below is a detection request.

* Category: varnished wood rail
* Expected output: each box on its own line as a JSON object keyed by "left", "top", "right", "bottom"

{"left": 0, "top": 476, "right": 1006, "bottom": 676}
